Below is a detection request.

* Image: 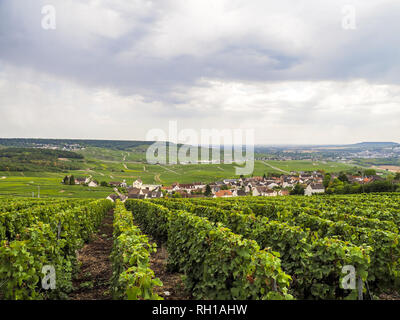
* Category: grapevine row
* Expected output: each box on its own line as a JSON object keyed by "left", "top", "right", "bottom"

{"left": 125, "top": 200, "right": 293, "bottom": 300}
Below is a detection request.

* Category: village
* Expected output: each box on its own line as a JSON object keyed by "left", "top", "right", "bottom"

{"left": 62, "top": 169, "right": 388, "bottom": 203}
{"left": 56, "top": 170, "right": 387, "bottom": 203}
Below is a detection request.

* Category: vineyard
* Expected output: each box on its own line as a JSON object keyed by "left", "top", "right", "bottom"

{"left": 127, "top": 193, "right": 400, "bottom": 300}
{"left": 0, "top": 197, "right": 114, "bottom": 299}
{"left": 1, "top": 193, "right": 400, "bottom": 299}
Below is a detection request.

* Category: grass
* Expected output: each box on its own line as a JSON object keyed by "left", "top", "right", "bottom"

{"left": 0, "top": 174, "right": 111, "bottom": 198}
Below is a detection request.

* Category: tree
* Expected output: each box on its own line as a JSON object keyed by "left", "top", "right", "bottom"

{"left": 69, "top": 175, "right": 75, "bottom": 185}
{"left": 263, "top": 173, "right": 267, "bottom": 180}
{"left": 323, "top": 173, "right": 331, "bottom": 188}
{"left": 331, "top": 178, "right": 344, "bottom": 188}
{"left": 395, "top": 172, "right": 400, "bottom": 180}
{"left": 205, "top": 184, "right": 212, "bottom": 197}
{"left": 364, "top": 180, "right": 396, "bottom": 193}
{"left": 221, "top": 185, "right": 228, "bottom": 190}
{"left": 100, "top": 181, "right": 109, "bottom": 187}
{"left": 290, "top": 183, "right": 305, "bottom": 195}
{"left": 62, "top": 175, "right": 69, "bottom": 184}
{"left": 338, "top": 172, "right": 349, "bottom": 183}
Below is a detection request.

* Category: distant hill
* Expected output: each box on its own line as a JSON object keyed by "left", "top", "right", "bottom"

{"left": 345, "top": 142, "right": 400, "bottom": 148}
{"left": 0, "top": 138, "right": 156, "bottom": 150}
{"left": 0, "top": 138, "right": 218, "bottom": 163}
{"left": 2, "top": 138, "right": 398, "bottom": 150}
{"left": 0, "top": 147, "right": 84, "bottom": 172}
{"left": 255, "top": 141, "right": 400, "bottom": 151}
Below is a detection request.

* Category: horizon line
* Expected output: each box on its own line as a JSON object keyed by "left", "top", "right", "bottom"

{"left": 0, "top": 137, "right": 399, "bottom": 147}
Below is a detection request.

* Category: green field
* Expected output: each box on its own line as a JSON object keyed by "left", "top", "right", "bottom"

{"left": 0, "top": 174, "right": 112, "bottom": 198}
{"left": 77, "top": 146, "right": 147, "bottom": 162}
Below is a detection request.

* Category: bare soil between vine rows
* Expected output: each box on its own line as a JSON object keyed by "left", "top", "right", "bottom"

{"left": 148, "top": 241, "right": 192, "bottom": 300}
{"left": 68, "top": 208, "right": 190, "bottom": 300}
{"left": 69, "top": 209, "right": 114, "bottom": 300}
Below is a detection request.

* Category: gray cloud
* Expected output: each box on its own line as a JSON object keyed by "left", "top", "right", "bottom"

{"left": 0, "top": 0, "right": 400, "bottom": 143}
{"left": 2, "top": 1, "right": 400, "bottom": 92}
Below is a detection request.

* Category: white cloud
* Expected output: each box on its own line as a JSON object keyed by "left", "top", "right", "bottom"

{"left": 0, "top": 65, "right": 165, "bottom": 139}
{"left": 1, "top": 64, "right": 400, "bottom": 144}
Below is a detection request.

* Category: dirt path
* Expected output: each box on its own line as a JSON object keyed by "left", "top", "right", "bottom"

{"left": 68, "top": 209, "right": 189, "bottom": 300}
{"left": 69, "top": 210, "right": 114, "bottom": 300}
{"left": 261, "top": 160, "right": 290, "bottom": 174}
{"left": 149, "top": 242, "right": 191, "bottom": 300}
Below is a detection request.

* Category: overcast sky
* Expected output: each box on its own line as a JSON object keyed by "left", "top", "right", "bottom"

{"left": 0, "top": 0, "right": 399, "bottom": 145}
